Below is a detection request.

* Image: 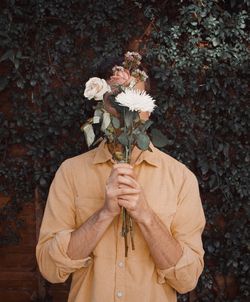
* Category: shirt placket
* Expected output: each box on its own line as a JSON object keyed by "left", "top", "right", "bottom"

{"left": 114, "top": 213, "right": 126, "bottom": 301}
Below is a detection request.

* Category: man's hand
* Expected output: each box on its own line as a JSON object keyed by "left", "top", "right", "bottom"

{"left": 103, "top": 163, "right": 141, "bottom": 218}
{"left": 106, "top": 163, "right": 153, "bottom": 224}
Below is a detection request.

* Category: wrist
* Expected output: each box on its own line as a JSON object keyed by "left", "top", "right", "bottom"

{"left": 100, "top": 206, "right": 118, "bottom": 220}
{"left": 137, "top": 208, "right": 154, "bottom": 226}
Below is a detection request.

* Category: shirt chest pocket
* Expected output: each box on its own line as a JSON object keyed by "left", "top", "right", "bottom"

{"left": 75, "top": 197, "right": 104, "bottom": 227}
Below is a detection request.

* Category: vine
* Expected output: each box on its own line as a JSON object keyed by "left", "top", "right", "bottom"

{"left": 0, "top": 1, "right": 249, "bottom": 301}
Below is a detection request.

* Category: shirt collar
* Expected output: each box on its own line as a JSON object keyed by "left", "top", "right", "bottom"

{"left": 93, "top": 139, "right": 113, "bottom": 165}
{"left": 93, "top": 139, "right": 160, "bottom": 167}
{"left": 134, "top": 143, "right": 160, "bottom": 167}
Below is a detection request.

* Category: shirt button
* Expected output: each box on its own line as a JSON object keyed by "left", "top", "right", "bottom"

{"left": 117, "top": 291, "right": 123, "bottom": 298}
{"left": 118, "top": 261, "right": 124, "bottom": 268}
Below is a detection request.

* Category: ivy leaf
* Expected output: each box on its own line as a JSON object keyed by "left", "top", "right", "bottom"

{"left": 16, "top": 79, "right": 25, "bottom": 89}
{"left": 39, "top": 177, "right": 47, "bottom": 187}
{"left": 209, "top": 175, "right": 218, "bottom": 192}
{"left": 14, "top": 58, "right": 19, "bottom": 70}
{"left": 0, "top": 49, "right": 15, "bottom": 62}
{"left": 212, "top": 37, "right": 220, "bottom": 47}
{"left": 136, "top": 133, "right": 150, "bottom": 151}
{"left": 0, "top": 77, "right": 8, "bottom": 92}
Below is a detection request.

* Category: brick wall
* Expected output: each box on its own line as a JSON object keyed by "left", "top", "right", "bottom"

{"left": 0, "top": 195, "right": 70, "bottom": 302}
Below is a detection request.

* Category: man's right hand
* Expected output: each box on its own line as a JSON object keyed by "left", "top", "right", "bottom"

{"left": 103, "top": 163, "right": 140, "bottom": 217}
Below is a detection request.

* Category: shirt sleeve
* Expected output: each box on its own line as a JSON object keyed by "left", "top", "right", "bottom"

{"left": 36, "top": 160, "right": 92, "bottom": 284}
{"left": 156, "top": 167, "right": 206, "bottom": 294}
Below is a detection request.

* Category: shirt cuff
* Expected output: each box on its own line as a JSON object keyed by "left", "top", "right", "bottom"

{"left": 48, "top": 229, "right": 93, "bottom": 274}
{"left": 156, "top": 243, "right": 196, "bottom": 284}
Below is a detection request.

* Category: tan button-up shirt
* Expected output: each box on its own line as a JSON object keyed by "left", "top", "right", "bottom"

{"left": 36, "top": 141, "right": 205, "bottom": 302}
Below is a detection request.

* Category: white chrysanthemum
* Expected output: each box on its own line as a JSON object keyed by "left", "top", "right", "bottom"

{"left": 115, "top": 89, "right": 156, "bottom": 113}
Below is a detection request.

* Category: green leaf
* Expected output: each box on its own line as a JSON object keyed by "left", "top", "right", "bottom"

{"left": 0, "top": 49, "right": 14, "bottom": 62}
{"left": 136, "top": 133, "right": 150, "bottom": 151}
{"left": 111, "top": 116, "right": 120, "bottom": 129}
{"left": 124, "top": 110, "right": 134, "bottom": 128}
{"left": 118, "top": 132, "right": 129, "bottom": 146}
{"left": 101, "top": 112, "right": 111, "bottom": 131}
{"left": 82, "top": 123, "right": 95, "bottom": 147}
{"left": 0, "top": 77, "right": 8, "bottom": 92}
{"left": 16, "top": 50, "right": 22, "bottom": 59}
{"left": 141, "top": 119, "right": 153, "bottom": 131}
{"left": 16, "top": 79, "right": 24, "bottom": 89}
{"left": 14, "top": 58, "right": 19, "bottom": 69}
{"left": 93, "top": 109, "right": 102, "bottom": 124}
{"left": 212, "top": 37, "right": 220, "bottom": 47}
{"left": 150, "top": 129, "right": 169, "bottom": 148}
{"left": 39, "top": 177, "right": 47, "bottom": 187}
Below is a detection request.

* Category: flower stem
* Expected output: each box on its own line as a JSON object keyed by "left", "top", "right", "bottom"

{"left": 129, "top": 216, "right": 135, "bottom": 250}
{"left": 122, "top": 207, "right": 129, "bottom": 257}
{"left": 120, "top": 108, "right": 136, "bottom": 257}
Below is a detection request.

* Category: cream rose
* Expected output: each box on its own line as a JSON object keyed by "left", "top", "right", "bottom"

{"left": 84, "top": 77, "right": 111, "bottom": 101}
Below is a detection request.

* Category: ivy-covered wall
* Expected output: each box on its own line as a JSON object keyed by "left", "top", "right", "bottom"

{"left": 0, "top": 1, "right": 249, "bottom": 301}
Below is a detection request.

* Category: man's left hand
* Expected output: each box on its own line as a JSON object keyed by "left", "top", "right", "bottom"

{"left": 117, "top": 173, "right": 153, "bottom": 224}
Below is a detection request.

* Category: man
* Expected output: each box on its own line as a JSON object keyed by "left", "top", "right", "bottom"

{"left": 36, "top": 60, "right": 205, "bottom": 302}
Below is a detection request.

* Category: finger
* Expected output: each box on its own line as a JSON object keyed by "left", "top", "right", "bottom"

{"left": 117, "top": 175, "right": 139, "bottom": 189}
{"left": 107, "top": 167, "right": 133, "bottom": 185}
{"left": 118, "top": 199, "right": 137, "bottom": 211}
{"left": 113, "top": 164, "right": 134, "bottom": 175}
{"left": 114, "top": 188, "right": 140, "bottom": 196}
{"left": 118, "top": 194, "right": 138, "bottom": 200}
{"left": 112, "top": 167, "right": 135, "bottom": 179}
{"left": 113, "top": 163, "right": 133, "bottom": 169}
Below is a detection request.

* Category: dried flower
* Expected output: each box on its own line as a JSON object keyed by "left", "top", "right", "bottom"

{"left": 112, "top": 65, "right": 125, "bottom": 73}
{"left": 124, "top": 51, "right": 142, "bottom": 61}
{"left": 131, "top": 69, "right": 148, "bottom": 82}
{"left": 109, "top": 68, "right": 133, "bottom": 87}
{"left": 123, "top": 51, "right": 142, "bottom": 71}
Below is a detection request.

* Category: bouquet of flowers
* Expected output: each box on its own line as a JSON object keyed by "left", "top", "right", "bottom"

{"left": 82, "top": 51, "right": 156, "bottom": 256}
